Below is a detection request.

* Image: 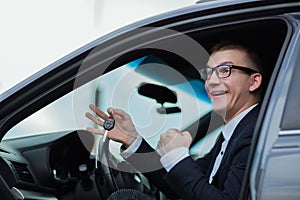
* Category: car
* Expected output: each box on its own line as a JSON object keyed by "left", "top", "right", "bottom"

{"left": 1, "top": 0, "right": 300, "bottom": 199}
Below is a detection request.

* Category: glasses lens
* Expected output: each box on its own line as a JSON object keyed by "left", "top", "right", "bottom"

{"left": 200, "top": 68, "right": 210, "bottom": 80}
{"left": 200, "top": 65, "right": 232, "bottom": 80}
{"left": 217, "top": 65, "right": 231, "bottom": 78}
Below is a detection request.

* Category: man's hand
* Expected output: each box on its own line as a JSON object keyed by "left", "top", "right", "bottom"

{"left": 85, "top": 104, "right": 138, "bottom": 147}
{"left": 157, "top": 128, "right": 192, "bottom": 156}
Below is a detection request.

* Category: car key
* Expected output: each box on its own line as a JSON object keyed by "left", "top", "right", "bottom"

{"left": 103, "top": 117, "right": 115, "bottom": 142}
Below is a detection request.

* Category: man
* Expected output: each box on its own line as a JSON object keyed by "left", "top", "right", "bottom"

{"left": 86, "top": 41, "right": 263, "bottom": 199}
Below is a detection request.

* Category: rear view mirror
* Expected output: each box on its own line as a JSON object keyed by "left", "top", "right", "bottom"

{"left": 137, "top": 83, "right": 181, "bottom": 114}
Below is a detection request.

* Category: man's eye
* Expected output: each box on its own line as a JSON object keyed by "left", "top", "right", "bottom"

{"left": 218, "top": 67, "right": 230, "bottom": 74}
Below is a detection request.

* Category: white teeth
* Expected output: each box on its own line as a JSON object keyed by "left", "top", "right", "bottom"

{"left": 211, "top": 91, "right": 227, "bottom": 96}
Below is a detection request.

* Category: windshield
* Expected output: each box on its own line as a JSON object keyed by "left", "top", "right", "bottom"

{"left": 4, "top": 55, "right": 217, "bottom": 158}
{"left": 5, "top": 55, "right": 211, "bottom": 137}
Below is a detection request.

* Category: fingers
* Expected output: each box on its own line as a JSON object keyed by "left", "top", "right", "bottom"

{"left": 86, "top": 127, "right": 105, "bottom": 135}
{"left": 85, "top": 112, "right": 104, "bottom": 126}
{"left": 89, "top": 104, "right": 108, "bottom": 120}
{"left": 85, "top": 104, "right": 112, "bottom": 127}
{"left": 85, "top": 104, "right": 109, "bottom": 132}
{"left": 108, "top": 107, "right": 130, "bottom": 121}
{"left": 167, "top": 128, "right": 181, "bottom": 135}
{"left": 157, "top": 129, "right": 192, "bottom": 154}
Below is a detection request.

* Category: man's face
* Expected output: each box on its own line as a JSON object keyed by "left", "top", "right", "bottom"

{"left": 205, "top": 49, "right": 256, "bottom": 122}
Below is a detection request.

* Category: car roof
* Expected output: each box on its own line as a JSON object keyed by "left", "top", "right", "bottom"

{"left": 144, "top": 0, "right": 299, "bottom": 26}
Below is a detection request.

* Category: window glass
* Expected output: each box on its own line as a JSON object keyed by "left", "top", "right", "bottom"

{"left": 281, "top": 50, "right": 300, "bottom": 130}
{"left": 95, "top": 56, "right": 211, "bottom": 147}
{"left": 4, "top": 55, "right": 214, "bottom": 158}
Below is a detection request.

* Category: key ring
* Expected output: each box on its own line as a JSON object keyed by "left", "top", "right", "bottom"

{"left": 103, "top": 117, "right": 115, "bottom": 142}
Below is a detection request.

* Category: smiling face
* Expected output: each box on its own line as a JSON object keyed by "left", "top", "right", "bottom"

{"left": 205, "top": 49, "right": 262, "bottom": 123}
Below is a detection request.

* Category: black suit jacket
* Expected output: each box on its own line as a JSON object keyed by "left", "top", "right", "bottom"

{"left": 125, "top": 105, "right": 260, "bottom": 200}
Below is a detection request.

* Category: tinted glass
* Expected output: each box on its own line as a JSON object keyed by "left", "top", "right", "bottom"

{"left": 281, "top": 43, "right": 300, "bottom": 130}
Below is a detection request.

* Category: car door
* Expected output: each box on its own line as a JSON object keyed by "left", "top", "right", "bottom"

{"left": 248, "top": 17, "right": 300, "bottom": 200}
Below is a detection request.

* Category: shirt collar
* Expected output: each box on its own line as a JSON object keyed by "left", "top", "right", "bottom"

{"left": 222, "top": 104, "right": 258, "bottom": 141}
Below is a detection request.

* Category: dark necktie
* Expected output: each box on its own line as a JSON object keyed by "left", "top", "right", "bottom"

{"left": 209, "top": 132, "right": 225, "bottom": 184}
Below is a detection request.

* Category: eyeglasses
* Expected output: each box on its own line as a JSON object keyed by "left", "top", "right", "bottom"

{"left": 199, "top": 64, "right": 258, "bottom": 81}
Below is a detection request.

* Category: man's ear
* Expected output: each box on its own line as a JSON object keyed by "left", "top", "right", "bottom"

{"left": 249, "top": 73, "right": 262, "bottom": 92}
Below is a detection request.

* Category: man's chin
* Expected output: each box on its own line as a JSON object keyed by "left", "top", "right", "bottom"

{"left": 213, "top": 106, "right": 227, "bottom": 119}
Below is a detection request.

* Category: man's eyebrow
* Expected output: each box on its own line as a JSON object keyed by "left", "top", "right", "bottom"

{"left": 206, "top": 61, "right": 234, "bottom": 68}
{"left": 220, "top": 61, "right": 234, "bottom": 65}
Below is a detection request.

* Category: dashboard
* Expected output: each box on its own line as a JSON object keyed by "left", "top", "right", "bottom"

{"left": 0, "top": 130, "right": 98, "bottom": 199}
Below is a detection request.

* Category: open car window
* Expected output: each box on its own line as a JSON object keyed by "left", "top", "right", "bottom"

{"left": 4, "top": 54, "right": 215, "bottom": 158}
{"left": 3, "top": 17, "right": 289, "bottom": 161}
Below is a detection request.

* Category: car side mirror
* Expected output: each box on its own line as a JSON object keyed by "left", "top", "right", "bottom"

{"left": 137, "top": 82, "right": 181, "bottom": 114}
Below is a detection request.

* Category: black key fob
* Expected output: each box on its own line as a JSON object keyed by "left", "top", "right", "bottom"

{"left": 103, "top": 117, "right": 115, "bottom": 131}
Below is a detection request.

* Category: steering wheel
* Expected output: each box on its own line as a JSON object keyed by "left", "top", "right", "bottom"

{"left": 95, "top": 139, "right": 147, "bottom": 199}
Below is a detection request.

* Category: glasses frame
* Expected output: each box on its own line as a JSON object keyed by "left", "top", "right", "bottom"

{"left": 200, "top": 64, "right": 258, "bottom": 81}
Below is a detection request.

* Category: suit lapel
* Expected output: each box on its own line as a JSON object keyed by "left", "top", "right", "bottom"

{"left": 210, "top": 105, "right": 261, "bottom": 186}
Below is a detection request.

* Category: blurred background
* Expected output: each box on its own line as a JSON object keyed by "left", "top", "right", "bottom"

{"left": 0, "top": 0, "right": 196, "bottom": 95}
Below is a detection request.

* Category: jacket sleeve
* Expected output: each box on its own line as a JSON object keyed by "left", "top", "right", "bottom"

{"left": 165, "top": 141, "right": 251, "bottom": 200}
{"left": 164, "top": 106, "right": 259, "bottom": 200}
{"left": 124, "top": 139, "right": 180, "bottom": 199}
{"left": 124, "top": 138, "right": 217, "bottom": 199}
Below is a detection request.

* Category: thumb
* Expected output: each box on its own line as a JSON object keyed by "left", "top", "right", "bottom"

{"left": 182, "top": 131, "right": 192, "bottom": 142}
{"left": 107, "top": 107, "right": 114, "bottom": 116}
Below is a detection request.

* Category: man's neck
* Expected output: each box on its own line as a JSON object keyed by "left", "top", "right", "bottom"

{"left": 224, "top": 103, "right": 259, "bottom": 124}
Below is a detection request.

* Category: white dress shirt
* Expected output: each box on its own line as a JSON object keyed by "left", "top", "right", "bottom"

{"left": 208, "top": 104, "right": 257, "bottom": 183}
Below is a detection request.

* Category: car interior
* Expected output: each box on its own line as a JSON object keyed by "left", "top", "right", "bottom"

{"left": 0, "top": 16, "right": 290, "bottom": 200}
